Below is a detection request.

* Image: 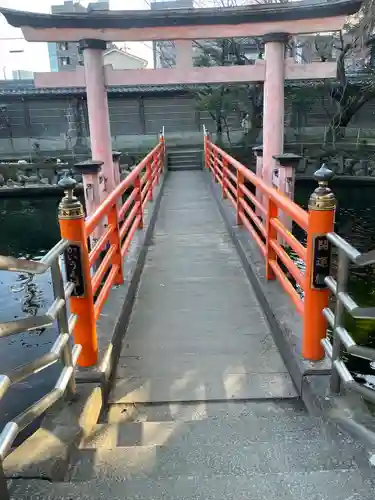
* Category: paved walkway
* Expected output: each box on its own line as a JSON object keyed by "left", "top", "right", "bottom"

{"left": 110, "top": 171, "right": 296, "bottom": 404}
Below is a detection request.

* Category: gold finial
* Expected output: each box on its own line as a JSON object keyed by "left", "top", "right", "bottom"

{"left": 58, "top": 172, "right": 84, "bottom": 220}
{"left": 308, "top": 164, "right": 336, "bottom": 211}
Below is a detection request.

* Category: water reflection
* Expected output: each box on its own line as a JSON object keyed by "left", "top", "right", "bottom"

{"left": 0, "top": 197, "right": 60, "bottom": 431}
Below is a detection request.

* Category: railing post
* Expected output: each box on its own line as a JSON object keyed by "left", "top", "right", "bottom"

{"left": 330, "top": 249, "right": 349, "bottom": 393}
{"left": 222, "top": 157, "right": 228, "bottom": 199}
{"left": 303, "top": 165, "right": 336, "bottom": 361}
{"left": 203, "top": 126, "right": 208, "bottom": 168}
{"left": 156, "top": 149, "right": 161, "bottom": 184}
{"left": 159, "top": 129, "right": 165, "bottom": 172}
{"left": 134, "top": 174, "right": 144, "bottom": 229}
{"left": 253, "top": 145, "right": 263, "bottom": 216}
{"left": 147, "top": 156, "right": 154, "bottom": 202}
{"left": 207, "top": 134, "right": 212, "bottom": 170}
{"left": 50, "top": 258, "right": 76, "bottom": 398}
{"left": 265, "top": 196, "right": 278, "bottom": 280}
{"left": 58, "top": 174, "right": 98, "bottom": 367}
{"left": 213, "top": 148, "right": 218, "bottom": 182}
{"left": 153, "top": 150, "right": 158, "bottom": 186}
{"left": 236, "top": 170, "right": 244, "bottom": 225}
{"left": 108, "top": 203, "right": 124, "bottom": 286}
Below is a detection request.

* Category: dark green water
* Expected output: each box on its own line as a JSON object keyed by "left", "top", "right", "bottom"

{"left": 0, "top": 183, "right": 374, "bottom": 426}
{"left": 295, "top": 182, "right": 375, "bottom": 389}
{"left": 0, "top": 197, "right": 61, "bottom": 430}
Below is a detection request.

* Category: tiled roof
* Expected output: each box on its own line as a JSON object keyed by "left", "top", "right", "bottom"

{"left": 0, "top": 2, "right": 363, "bottom": 30}
{"left": 0, "top": 83, "right": 213, "bottom": 97}
{"left": 0, "top": 74, "right": 370, "bottom": 98}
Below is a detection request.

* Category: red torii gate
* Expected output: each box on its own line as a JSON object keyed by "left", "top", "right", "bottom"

{"left": 0, "top": 1, "right": 362, "bottom": 217}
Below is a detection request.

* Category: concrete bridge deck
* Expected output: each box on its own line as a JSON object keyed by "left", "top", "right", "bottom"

{"left": 110, "top": 170, "right": 296, "bottom": 405}
{"left": 8, "top": 170, "right": 375, "bottom": 500}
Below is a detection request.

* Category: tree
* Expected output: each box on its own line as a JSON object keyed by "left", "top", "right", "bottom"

{"left": 194, "top": 38, "right": 263, "bottom": 144}
{"left": 318, "top": 0, "right": 375, "bottom": 144}
{"left": 193, "top": 0, "right": 267, "bottom": 144}
{"left": 193, "top": 0, "right": 299, "bottom": 145}
{"left": 193, "top": 0, "right": 375, "bottom": 146}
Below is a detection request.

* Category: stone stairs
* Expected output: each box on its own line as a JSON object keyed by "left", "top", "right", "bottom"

{"left": 167, "top": 147, "right": 202, "bottom": 171}
{"left": 9, "top": 400, "right": 375, "bottom": 499}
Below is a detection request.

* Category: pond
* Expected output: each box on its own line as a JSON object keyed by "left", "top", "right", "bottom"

{"left": 295, "top": 182, "right": 375, "bottom": 389}
{"left": 0, "top": 197, "right": 61, "bottom": 434}
{"left": 0, "top": 182, "right": 374, "bottom": 430}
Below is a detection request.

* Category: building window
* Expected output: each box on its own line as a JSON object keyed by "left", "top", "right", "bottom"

{"left": 58, "top": 42, "right": 69, "bottom": 51}
{"left": 60, "top": 56, "right": 71, "bottom": 66}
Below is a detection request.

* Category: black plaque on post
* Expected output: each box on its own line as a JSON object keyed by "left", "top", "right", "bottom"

{"left": 64, "top": 244, "right": 85, "bottom": 298}
{"left": 311, "top": 235, "right": 332, "bottom": 290}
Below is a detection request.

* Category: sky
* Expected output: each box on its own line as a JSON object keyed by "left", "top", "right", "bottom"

{"left": 0, "top": 0, "right": 155, "bottom": 77}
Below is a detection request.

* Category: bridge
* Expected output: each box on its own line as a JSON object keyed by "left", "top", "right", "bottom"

{"left": 1, "top": 1, "right": 375, "bottom": 499}
{"left": 0, "top": 132, "right": 375, "bottom": 499}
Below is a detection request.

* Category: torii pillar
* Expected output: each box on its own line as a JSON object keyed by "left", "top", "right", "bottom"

{"left": 78, "top": 39, "right": 115, "bottom": 199}
{"left": 262, "top": 32, "right": 289, "bottom": 187}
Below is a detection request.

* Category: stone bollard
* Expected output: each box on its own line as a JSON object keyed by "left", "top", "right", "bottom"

{"left": 273, "top": 153, "right": 301, "bottom": 232}
{"left": 74, "top": 160, "right": 103, "bottom": 243}
{"left": 112, "top": 151, "right": 122, "bottom": 210}
{"left": 253, "top": 145, "right": 263, "bottom": 215}
{"left": 112, "top": 151, "right": 122, "bottom": 188}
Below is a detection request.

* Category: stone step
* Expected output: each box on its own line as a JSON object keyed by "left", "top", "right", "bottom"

{"left": 168, "top": 160, "right": 201, "bottom": 166}
{"left": 106, "top": 400, "right": 307, "bottom": 424}
{"left": 67, "top": 437, "right": 365, "bottom": 482}
{"left": 109, "top": 372, "right": 297, "bottom": 404}
{"left": 168, "top": 156, "right": 201, "bottom": 161}
{"left": 79, "top": 415, "right": 329, "bottom": 449}
{"left": 115, "top": 352, "right": 289, "bottom": 379}
{"left": 169, "top": 165, "right": 202, "bottom": 171}
{"left": 168, "top": 155, "right": 201, "bottom": 162}
{"left": 167, "top": 152, "right": 202, "bottom": 170}
{"left": 11, "top": 470, "right": 375, "bottom": 500}
{"left": 167, "top": 149, "right": 202, "bottom": 156}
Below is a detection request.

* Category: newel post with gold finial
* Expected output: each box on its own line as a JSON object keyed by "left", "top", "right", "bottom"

{"left": 58, "top": 173, "right": 98, "bottom": 367}
{"left": 303, "top": 164, "right": 336, "bottom": 361}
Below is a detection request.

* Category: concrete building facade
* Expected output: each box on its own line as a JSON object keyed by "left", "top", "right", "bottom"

{"left": 151, "top": 0, "right": 194, "bottom": 68}
{"left": 11, "top": 70, "right": 34, "bottom": 80}
{"left": 48, "top": 1, "right": 110, "bottom": 72}
{"left": 104, "top": 48, "right": 148, "bottom": 70}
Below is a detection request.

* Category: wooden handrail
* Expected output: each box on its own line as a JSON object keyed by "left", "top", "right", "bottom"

{"left": 205, "top": 137, "right": 335, "bottom": 361}
{"left": 209, "top": 141, "right": 308, "bottom": 230}
{"left": 85, "top": 142, "right": 162, "bottom": 235}
{"left": 54, "top": 137, "right": 165, "bottom": 369}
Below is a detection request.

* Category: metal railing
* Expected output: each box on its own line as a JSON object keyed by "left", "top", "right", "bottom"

{"left": 0, "top": 240, "right": 81, "bottom": 498}
{"left": 0, "top": 134, "right": 166, "bottom": 498}
{"left": 321, "top": 232, "right": 375, "bottom": 400}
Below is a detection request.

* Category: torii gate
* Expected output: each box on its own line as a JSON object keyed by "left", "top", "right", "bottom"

{"left": 0, "top": 1, "right": 362, "bottom": 215}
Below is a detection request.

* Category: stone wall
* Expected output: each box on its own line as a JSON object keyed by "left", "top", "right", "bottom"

{"left": 1, "top": 90, "right": 375, "bottom": 159}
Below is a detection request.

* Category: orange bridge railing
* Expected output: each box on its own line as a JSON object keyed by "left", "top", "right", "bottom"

{"left": 205, "top": 136, "right": 335, "bottom": 361}
{"left": 58, "top": 136, "right": 165, "bottom": 366}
